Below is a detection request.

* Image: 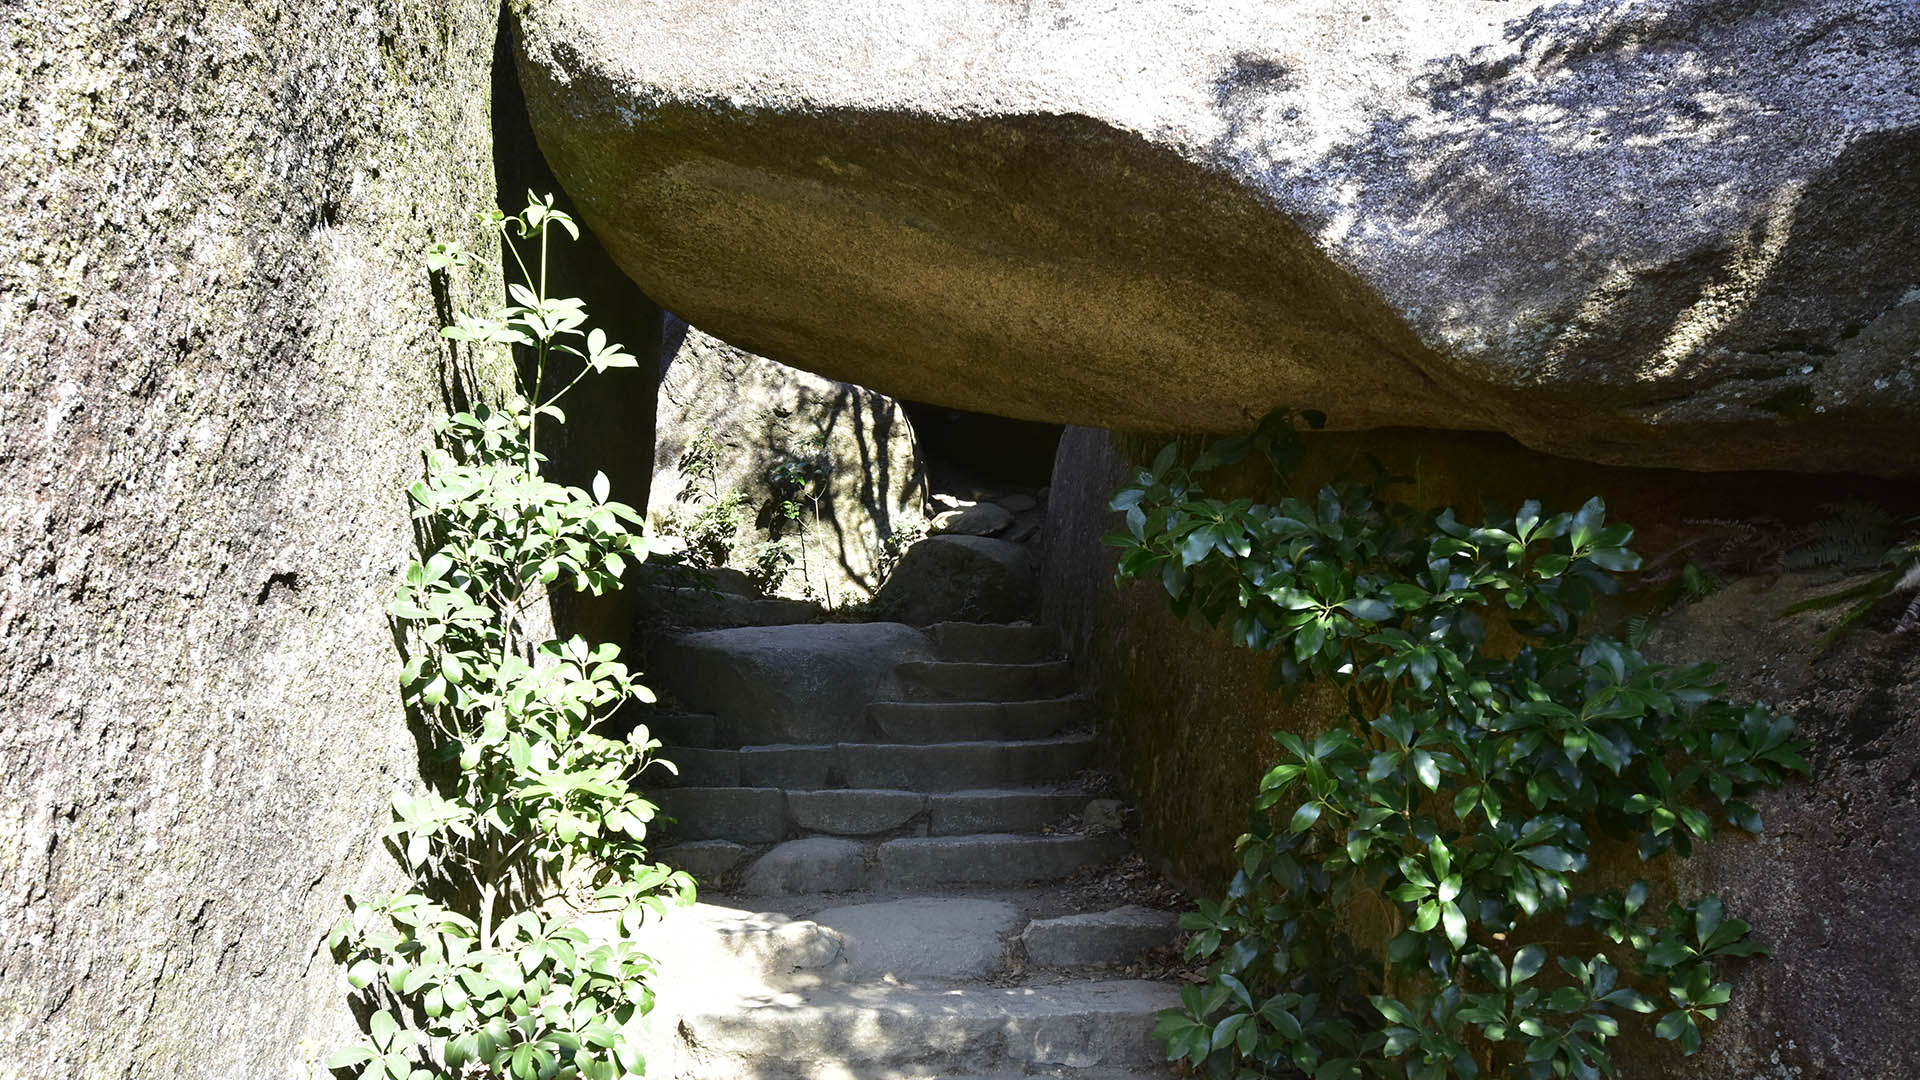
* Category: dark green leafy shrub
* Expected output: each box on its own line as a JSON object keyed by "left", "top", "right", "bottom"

{"left": 1105, "top": 411, "right": 1808, "bottom": 1080}
{"left": 679, "top": 489, "right": 753, "bottom": 569}
{"left": 748, "top": 537, "right": 798, "bottom": 594}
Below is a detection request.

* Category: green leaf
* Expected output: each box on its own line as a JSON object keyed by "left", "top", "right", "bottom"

{"left": 1586, "top": 546, "right": 1641, "bottom": 572}
{"left": 1371, "top": 995, "right": 1416, "bottom": 1026}
{"left": 1289, "top": 801, "right": 1324, "bottom": 834}
{"left": 1521, "top": 846, "right": 1578, "bottom": 872}
{"left": 1384, "top": 583, "right": 1432, "bottom": 610}
{"left": 1413, "top": 900, "right": 1441, "bottom": 933}
{"left": 369, "top": 1009, "right": 398, "bottom": 1051}
{"left": 1512, "top": 945, "right": 1547, "bottom": 984}
{"left": 1342, "top": 597, "right": 1396, "bottom": 623}
{"left": 327, "top": 1045, "right": 377, "bottom": 1069}
{"left": 347, "top": 958, "right": 380, "bottom": 990}
{"left": 1412, "top": 750, "right": 1441, "bottom": 791}
{"left": 1150, "top": 442, "right": 1178, "bottom": 480}
{"left": 1210, "top": 1013, "right": 1248, "bottom": 1052}
{"left": 1693, "top": 896, "right": 1724, "bottom": 946}
{"left": 1570, "top": 497, "right": 1606, "bottom": 550}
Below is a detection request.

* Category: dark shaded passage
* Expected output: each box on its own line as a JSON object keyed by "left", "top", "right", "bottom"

{"left": 491, "top": 5, "right": 663, "bottom": 645}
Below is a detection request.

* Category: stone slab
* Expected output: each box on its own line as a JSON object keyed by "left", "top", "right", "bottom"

{"left": 787, "top": 789, "right": 926, "bottom": 836}
{"left": 876, "top": 834, "right": 1128, "bottom": 889}
{"left": 655, "top": 746, "right": 741, "bottom": 788}
{"left": 1020, "top": 906, "right": 1181, "bottom": 969}
{"left": 927, "top": 790, "right": 1089, "bottom": 836}
{"left": 868, "top": 698, "right": 1084, "bottom": 742}
{"left": 660, "top": 839, "right": 752, "bottom": 881}
{"left": 894, "top": 660, "right": 1075, "bottom": 702}
{"left": 739, "top": 837, "right": 869, "bottom": 896}
{"left": 658, "top": 786, "right": 788, "bottom": 844}
{"left": 521, "top": 0, "right": 1920, "bottom": 475}
{"left": 673, "top": 979, "right": 1177, "bottom": 1072}
{"left": 926, "top": 621, "right": 1058, "bottom": 664}
{"left": 808, "top": 897, "right": 1022, "bottom": 980}
{"left": 740, "top": 744, "right": 838, "bottom": 788}
{"left": 837, "top": 734, "right": 1094, "bottom": 791}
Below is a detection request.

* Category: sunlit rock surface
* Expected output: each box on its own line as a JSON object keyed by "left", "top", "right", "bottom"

{"left": 651, "top": 320, "right": 927, "bottom": 604}
{"left": 518, "top": 0, "right": 1920, "bottom": 474}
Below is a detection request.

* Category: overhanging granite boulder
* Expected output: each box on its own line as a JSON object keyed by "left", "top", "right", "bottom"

{"left": 517, "top": 0, "right": 1920, "bottom": 474}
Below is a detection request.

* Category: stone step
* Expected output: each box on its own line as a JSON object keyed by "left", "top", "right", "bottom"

{"left": 648, "top": 696, "right": 1084, "bottom": 755}
{"left": 665, "top": 979, "right": 1177, "bottom": 1078}
{"left": 867, "top": 696, "right": 1086, "bottom": 743}
{"left": 808, "top": 897, "right": 1024, "bottom": 981}
{"left": 1020, "top": 906, "right": 1183, "bottom": 970}
{"left": 654, "top": 735, "right": 1097, "bottom": 796}
{"left": 839, "top": 735, "right": 1095, "bottom": 791}
{"left": 658, "top": 786, "right": 1094, "bottom": 843}
{"left": 893, "top": 659, "right": 1076, "bottom": 702}
{"left": 927, "top": 789, "right": 1091, "bottom": 836}
{"left": 622, "top": 901, "right": 850, "bottom": 992}
{"left": 926, "top": 620, "right": 1060, "bottom": 663}
{"left": 789, "top": 788, "right": 926, "bottom": 836}
{"left": 633, "top": 711, "right": 749, "bottom": 750}
{"left": 797, "top": 1070, "right": 1172, "bottom": 1080}
{"left": 733, "top": 833, "right": 1128, "bottom": 896}
{"left": 639, "top": 585, "right": 822, "bottom": 628}
{"left": 876, "top": 834, "right": 1130, "bottom": 890}
{"left": 639, "top": 894, "right": 1186, "bottom": 986}
{"left": 654, "top": 746, "right": 742, "bottom": 787}
{"left": 740, "top": 837, "right": 871, "bottom": 895}
{"left": 660, "top": 839, "right": 751, "bottom": 881}
{"left": 657, "top": 786, "right": 789, "bottom": 843}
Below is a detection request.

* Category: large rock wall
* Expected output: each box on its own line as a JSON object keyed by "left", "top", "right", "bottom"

{"left": 0, "top": 2, "right": 509, "bottom": 1076}
{"left": 1043, "top": 425, "right": 1920, "bottom": 1077}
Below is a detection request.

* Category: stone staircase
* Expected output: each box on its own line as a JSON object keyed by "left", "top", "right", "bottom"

{"left": 630, "top": 620, "right": 1182, "bottom": 1080}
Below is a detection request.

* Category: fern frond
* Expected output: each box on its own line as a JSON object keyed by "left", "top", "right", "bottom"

{"left": 1811, "top": 595, "right": 1881, "bottom": 659}
{"left": 1780, "top": 572, "right": 1896, "bottom": 616}
{"left": 1783, "top": 499, "right": 1895, "bottom": 571}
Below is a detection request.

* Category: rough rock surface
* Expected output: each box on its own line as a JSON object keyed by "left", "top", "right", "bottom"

{"left": 739, "top": 837, "right": 868, "bottom": 896}
{"left": 1640, "top": 577, "right": 1920, "bottom": 1079}
{"left": 0, "top": 1, "right": 507, "bottom": 1076}
{"left": 1020, "top": 906, "right": 1180, "bottom": 969}
{"left": 872, "top": 536, "right": 1037, "bottom": 626}
{"left": 653, "top": 320, "right": 927, "bottom": 603}
{"left": 1044, "top": 424, "right": 1920, "bottom": 1079}
{"left": 649, "top": 623, "right": 937, "bottom": 743}
{"left": 929, "top": 500, "right": 1014, "bottom": 537}
{"left": 517, "top": 0, "right": 1920, "bottom": 475}
{"left": 810, "top": 897, "right": 1022, "bottom": 980}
